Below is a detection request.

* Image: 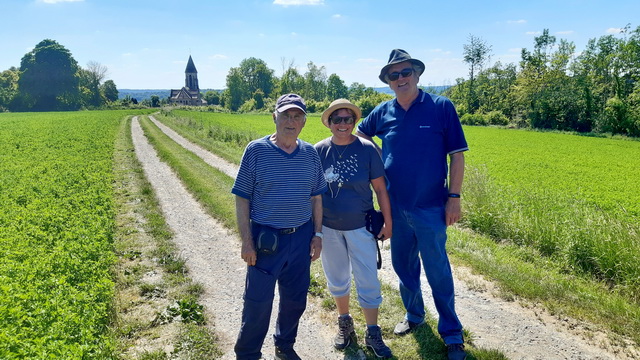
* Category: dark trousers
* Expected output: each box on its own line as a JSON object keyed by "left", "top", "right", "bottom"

{"left": 234, "top": 220, "right": 312, "bottom": 360}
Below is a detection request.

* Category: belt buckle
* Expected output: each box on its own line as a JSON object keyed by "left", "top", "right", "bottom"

{"left": 280, "top": 227, "right": 296, "bottom": 235}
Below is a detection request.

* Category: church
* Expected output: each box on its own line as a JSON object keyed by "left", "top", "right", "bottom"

{"left": 169, "top": 55, "right": 207, "bottom": 106}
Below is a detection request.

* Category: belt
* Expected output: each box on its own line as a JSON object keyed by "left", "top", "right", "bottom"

{"left": 278, "top": 227, "right": 298, "bottom": 235}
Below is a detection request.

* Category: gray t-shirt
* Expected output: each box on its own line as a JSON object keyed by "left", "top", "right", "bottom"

{"left": 314, "top": 137, "right": 386, "bottom": 231}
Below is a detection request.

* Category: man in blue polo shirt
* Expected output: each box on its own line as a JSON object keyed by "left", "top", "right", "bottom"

{"left": 232, "top": 93, "right": 327, "bottom": 360}
{"left": 357, "top": 49, "right": 469, "bottom": 360}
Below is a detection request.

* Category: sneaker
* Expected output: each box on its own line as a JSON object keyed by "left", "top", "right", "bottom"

{"left": 334, "top": 315, "right": 355, "bottom": 350}
{"left": 275, "top": 346, "right": 301, "bottom": 360}
{"left": 446, "top": 343, "right": 467, "bottom": 360}
{"left": 393, "top": 318, "right": 423, "bottom": 335}
{"left": 365, "top": 326, "right": 393, "bottom": 359}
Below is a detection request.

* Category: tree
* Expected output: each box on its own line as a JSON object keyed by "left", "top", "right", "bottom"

{"left": 18, "top": 39, "right": 80, "bottom": 111}
{"left": 0, "top": 67, "right": 19, "bottom": 111}
{"left": 326, "top": 74, "right": 348, "bottom": 100}
{"left": 100, "top": 80, "right": 118, "bottom": 103}
{"left": 78, "top": 68, "right": 102, "bottom": 108}
{"left": 203, "top": 90, "right": 220, "bottom": 105}
{"left": 238, "top": 57, "right": 275, "bottom": 99}
{"left": 463, "top": 35, "right": 492, "bottom": 113}
{"left": 302, "top": 61, "right": 327, "bottom": 101}
{"left": 224, "top": 67, "right": 246, "bottom": 111}
{"left": 278, "top": 66, "right": 304, "bottom": 95}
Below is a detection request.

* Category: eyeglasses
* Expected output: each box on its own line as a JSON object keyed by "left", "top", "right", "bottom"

{"left": 278, "top": 112, "right": 305, "bottom": 122}
{"left": 386, "top": 68, "right": 414, "bottom": 82}
{"left": 330, "top": 116, "right": 355, "bottom": 125}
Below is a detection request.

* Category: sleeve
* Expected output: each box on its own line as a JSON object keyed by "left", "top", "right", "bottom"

{"left": 357, "top": 106, "right": 380, "bottom": 137}
{"left": 443, "top": 98, "right": 469, "bottom": 154}
{"left": 231, "top": 142, "right": 256, "bottom": 199}
{"left": 310, "top": 149, "right": 328, "bottom": 197}
{"left": 369, "top": 145, "right": 386, "bottom": 180}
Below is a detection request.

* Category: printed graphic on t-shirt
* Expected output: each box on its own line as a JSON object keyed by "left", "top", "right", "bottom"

{"left": 324, "top": 153, "right": 358, "bottom": 198}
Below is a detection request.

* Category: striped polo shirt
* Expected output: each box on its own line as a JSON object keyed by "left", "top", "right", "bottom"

{"left": 232, "top": 135, "right": 327, "bottom": 229}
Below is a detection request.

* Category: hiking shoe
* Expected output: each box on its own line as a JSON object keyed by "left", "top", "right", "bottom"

{"left": 365, "top": 326, "right": 393, "bottom": 359}
{"left": 334, "top": 315, "right": 356, "bottom": 350}
{"left": 393, "top": 318, "right": 423, "bottom": 335}
{"left": 275, "top": 346, "right": 301, "bottom": 360}
{"left": 446, "top": 343, "right": 467, "bottom": 360}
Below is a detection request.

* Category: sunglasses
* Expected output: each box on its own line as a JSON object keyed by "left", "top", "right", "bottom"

{"left": 386, "top": 68, "right": 414, "bottom": 82}
{"left": 330, "top": 116, "right": 355, "bottom": 125}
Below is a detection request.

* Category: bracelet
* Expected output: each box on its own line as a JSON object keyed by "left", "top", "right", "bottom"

{"left": 448, "top": 193, "right": 461, "bottom": 198}
{"left": 314, "top": 232, "right": 324, "bottom": 239}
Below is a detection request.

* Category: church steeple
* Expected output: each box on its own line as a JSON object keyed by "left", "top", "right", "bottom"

{"left": 185, "top": 55, "right": 199, "bottom": 91}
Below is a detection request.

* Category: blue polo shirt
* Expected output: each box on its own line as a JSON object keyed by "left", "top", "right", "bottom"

{"left": 232, "top": 136, "right": 327, "bottom": 229}
{"left": 357, "top": 90, "right": 468, "bottom": 209}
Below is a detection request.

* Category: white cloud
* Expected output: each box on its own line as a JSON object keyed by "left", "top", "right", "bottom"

{"left": 556, "top": 30, "right": 574, "bottom": 35}
{"left": 332, "top": 14, "right": 342, "bottom": 19}
{"left": 507, "top": 19, "right": 527, "bottom": 24}
{"left": 39, "top": 0, "right": 83, "bottom": 3}
{"left": 273, "top": 0, "right": 323, "bottom": 6}
{"left": 606, "top": 27, "right": 623, "bottom": 34}
{"left": 526, "top": 31, "right": 541, "bottom": 35}
{"left": 210, "top": 54, "right": 228, "bottom": 60}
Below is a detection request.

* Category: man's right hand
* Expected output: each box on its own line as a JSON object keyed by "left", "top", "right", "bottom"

{"left": 241, "top": 240, "right": 257, "bottom": 266}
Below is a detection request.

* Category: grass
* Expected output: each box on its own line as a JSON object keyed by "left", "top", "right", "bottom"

{"left": 149, "top": 108, "right": 640, "bottom": 355}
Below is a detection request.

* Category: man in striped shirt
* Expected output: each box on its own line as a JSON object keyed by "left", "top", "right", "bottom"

{"left": 232, "top": 93, "right": 327, "bottom": 360}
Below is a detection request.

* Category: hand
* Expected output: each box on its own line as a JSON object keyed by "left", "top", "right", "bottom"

{"left": 377, "top": 223, "right": 392, "bottom": 241}
{"left": 445, "top": 198, "right": 462, "bottom": 226}
{"left": 310, "top": 235, "right": 322, "bottom": 261}
{"left": 241, "top": 239, "right": 257, "bottom": 266}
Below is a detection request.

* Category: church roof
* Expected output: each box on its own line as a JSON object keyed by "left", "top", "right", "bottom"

{"left": 185, "top": 55, "right": 197, "bottom": 73}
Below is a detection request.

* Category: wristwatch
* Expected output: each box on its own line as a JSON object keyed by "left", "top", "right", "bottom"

{"left": 314, "top": 232, "right": 324, "bottom": 239}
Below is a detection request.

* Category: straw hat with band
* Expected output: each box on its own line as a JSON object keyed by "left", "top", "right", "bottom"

{"left": 321, "top": 99, "right": 362, "bottom": 128}
{"left": 378, "top": 49, "right": 425, "bottom": 84}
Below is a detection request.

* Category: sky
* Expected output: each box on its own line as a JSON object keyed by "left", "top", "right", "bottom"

{"left": 1, "top": 0, "right": 639, "bottom": 90}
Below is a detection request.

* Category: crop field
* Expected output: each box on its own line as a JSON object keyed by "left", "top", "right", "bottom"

{"left": 172, "top": 109, "right": 640, "bottom": 218}
{"left": 0, "top": 110, "right": 147, "bottom": 358}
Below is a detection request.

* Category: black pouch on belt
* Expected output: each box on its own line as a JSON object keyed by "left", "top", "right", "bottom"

{"left": 256, "top": 226, "right": 279, "bottom": 255}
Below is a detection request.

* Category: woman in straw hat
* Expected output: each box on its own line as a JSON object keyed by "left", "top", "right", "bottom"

{"left": 314, "top": 99, "right": 393, "bottom": 358}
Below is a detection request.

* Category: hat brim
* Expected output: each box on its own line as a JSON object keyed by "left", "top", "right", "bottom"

{"left": 379, "top": 59, "right": 425, "bottom": 84}
{"left": 276, "top": 104, "right": 306, "bottom": 114}
{"left": 321, "top": 101, "right": 362, "bottom": 128}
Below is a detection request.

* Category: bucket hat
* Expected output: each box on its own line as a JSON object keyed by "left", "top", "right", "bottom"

{"left": 321, "top": 99, "right": 362, "bottom": 128}
{"left": 379, "top": 49, "right": 425, "bottom": 84}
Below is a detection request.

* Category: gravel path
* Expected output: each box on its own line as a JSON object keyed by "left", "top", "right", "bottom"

{"left": 132, "top": 115, "right": 633, "bottom": 360}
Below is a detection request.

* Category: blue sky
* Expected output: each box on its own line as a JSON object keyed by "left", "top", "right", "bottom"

{"left": 1, "top": 0, "right": 638, "bottom": 90}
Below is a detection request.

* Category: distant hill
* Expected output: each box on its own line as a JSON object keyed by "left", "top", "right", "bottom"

{"left": 119, "top": 86, "right": 450, "bottom": 101}
{"left": 118, "top": 89, "right": 220, "bottom": 101}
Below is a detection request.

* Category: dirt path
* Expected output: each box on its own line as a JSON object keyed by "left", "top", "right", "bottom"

{"left": 133, "top": 115, "right": 632, "bottom": 359}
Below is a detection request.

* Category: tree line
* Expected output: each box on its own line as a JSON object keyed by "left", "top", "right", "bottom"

{"left": 202, "top": 57, "right": 391, "bottom": 117}
{"left": 0, "top": 39, "right": 120, "bottom": 112}
{"left": 2, "top": 28, "right": 639, "bottom": 137}
{"left": 447, "top": 25, "right": 640, "bottom": 137}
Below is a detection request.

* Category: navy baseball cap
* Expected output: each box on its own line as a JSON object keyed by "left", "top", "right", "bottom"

{"left": 275, "top": 93, "right": 307, "bottom": 114}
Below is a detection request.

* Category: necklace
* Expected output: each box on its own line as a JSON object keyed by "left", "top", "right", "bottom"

{"left": 333, "top": 142, "right": 351, "bottom": 159}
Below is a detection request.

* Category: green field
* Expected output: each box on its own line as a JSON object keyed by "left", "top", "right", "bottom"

{"left": 0, "top": 110, "right": 149, "bottom": 358}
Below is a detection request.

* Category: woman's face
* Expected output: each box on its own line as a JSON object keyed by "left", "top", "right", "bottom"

{"left": 329, "top": 108, "right": 355, "bottom": 138}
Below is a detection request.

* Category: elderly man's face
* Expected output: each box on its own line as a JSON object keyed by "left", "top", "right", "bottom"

{"left": 387, "top": 61, "right": 419, "bottom": 95}
{"left": 274, "top": 108, "right": 306, "bottom": 138}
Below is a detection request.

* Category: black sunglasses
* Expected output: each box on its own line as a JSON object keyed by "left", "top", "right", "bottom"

{"left": 330, "top": 116, "right": 355, "bottom": 125}
{"left": 386, "top": 68, "right": 414, "bottom": 82}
